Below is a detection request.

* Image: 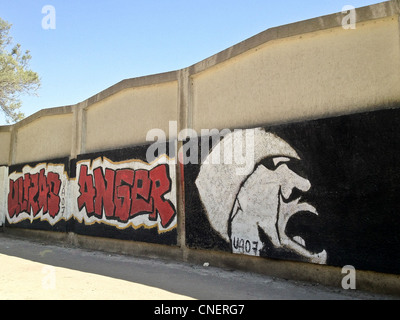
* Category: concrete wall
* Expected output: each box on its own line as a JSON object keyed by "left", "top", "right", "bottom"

{"left": 191, "top": 15, "right": 400, "bottom": 131}
{"left": 13, "top": 108, "right": 74, "bottom": 164}
{"left": 0, "top": 166, "right": 8, "bottom": 226}
{"left": 0, "top": 127, "right": 11, "bottom": 166}
{"left": 1, "top": 1, "right": 400, "bottom": 295}
{"left": 84, "top": 76, "right": 178, "bottom": 153}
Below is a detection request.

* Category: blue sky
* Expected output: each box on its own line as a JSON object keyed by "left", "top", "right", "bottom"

{"left": 0, "top": 0, "right": 381, "bottom": 124}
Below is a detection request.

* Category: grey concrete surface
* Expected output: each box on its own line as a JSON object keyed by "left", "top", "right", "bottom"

{"left": 0, "top": 233, "right": 397, "bottom": 301}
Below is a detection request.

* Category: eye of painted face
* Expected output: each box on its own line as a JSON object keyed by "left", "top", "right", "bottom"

{"left": 272, "top": 157, "right": 291, "bottom": 168}
{"left": 259, "top": 156, "right": 291, "bottom": 171}
{"left": 258, "top": 156, "right": 307, "bottom": 179}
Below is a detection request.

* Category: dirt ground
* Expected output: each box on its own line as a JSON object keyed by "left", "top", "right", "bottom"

{"left": 0, "top": 253, "right": 193, "bottom": 300}
{"left": 0, "top": 233, "right": 398, "bottom": 301}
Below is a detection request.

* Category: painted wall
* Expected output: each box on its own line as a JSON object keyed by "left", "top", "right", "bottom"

{"left": 84, "top": 80, "right": 179, "bottom": 153}
{"left": 71, "top": 145, "right": 177, "bottom": 244}
{"left": 0, "top": 1, "right": 400, "bottom": 286}
{"left": 184, "top": 107, "right": 400, "bottom": 274}
{"left": 5, "top": 144, "right": 178, "bottom": 245}
{"left": 7, "top": 158, "right": 70, "bottom": 232}
{"left": 13, "top": 111, "right": 73, "bottom": 165}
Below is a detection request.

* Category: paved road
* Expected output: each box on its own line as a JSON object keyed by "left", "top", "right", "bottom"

{"left": 0, "top": 232, "right": 397, "bottom": 301}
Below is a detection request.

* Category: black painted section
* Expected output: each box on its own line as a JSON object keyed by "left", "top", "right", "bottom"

{"left": 71, "top": 220, "right": 177, "bottom": 246}
{"left": 184, "top": 107, "right": 400, "bottom": 275}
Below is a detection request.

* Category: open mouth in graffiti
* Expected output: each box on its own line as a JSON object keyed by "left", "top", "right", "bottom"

{"left": 278, "top": 193, "right": 327, "bottom": 264}
{"left": 285, "top": 211, "right": 324, "bottom": 254}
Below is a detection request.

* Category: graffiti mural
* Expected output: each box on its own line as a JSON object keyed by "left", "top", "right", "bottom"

{"left": 71, "top": 144, "right": 177, "bottom": 245}
{"left": 73, "top": 157, "right": 176, "bottom": 233}
{"left": 184, "top": 107, "right": 400, "bottom": 275}
{"left": 195, "top": 129, "right": 327, "bottom": 264}
{"left": 6, "top": 158, "right": 70, "bottom": 231}
{"left": 5, "top": 144, "right": 178, "bottom": 245}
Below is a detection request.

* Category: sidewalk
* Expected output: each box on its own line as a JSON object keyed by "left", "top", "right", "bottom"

{"left": 0, "top": 233, "right": 397, "bottom": 300}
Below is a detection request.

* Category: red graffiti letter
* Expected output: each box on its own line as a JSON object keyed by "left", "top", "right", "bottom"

{"left": 114, "top": 169, "right": 134, "bottom": 222}
{"left": 149, "top": 165, "right": 175, "bottom": 228}
{"left": 77, "top": 165, "right": 95, "bottom": 214}
{"left": 17, "top": 177, "right": 24, "bottom": 214}
{"left": 7, "top": 179, "right": 20, "bottom": 218}
{"left": 47, "top": 172, "right": 61, "bottom": 218}
{"left": 94, "top": 167, "right": 115, "bottom": 218}
{"left": 28, "top": 173, "right": 40, "bottom": 216}
{"left": 131, "top": 169, "right": 152, "bottom": 217}
{"left": 21, "top": 173, "right": 30, "bottom": 213}
{"left": 38, "top": 169, "right": 49, "bottom": 214}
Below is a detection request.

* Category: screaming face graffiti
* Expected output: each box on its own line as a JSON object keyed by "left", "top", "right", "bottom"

{"left": 195, "top": 128, "right": 327, "bottom": 264}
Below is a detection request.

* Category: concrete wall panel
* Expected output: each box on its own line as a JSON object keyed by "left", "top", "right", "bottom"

{"left": 85, "top": 81, "right": 178, "bottom": 153}
{"left": 191, "top": 17, "right": 400, "bottom": 131}
{"left": 14, "top": 113, "right": 73, "bottom": 164}
{"left": 0, "top": 130, "right": 11, "bottom": 165}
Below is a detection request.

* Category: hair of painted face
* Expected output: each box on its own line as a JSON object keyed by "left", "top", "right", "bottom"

{"left": 195, "top": 128, "right": 301, "bottom": 243}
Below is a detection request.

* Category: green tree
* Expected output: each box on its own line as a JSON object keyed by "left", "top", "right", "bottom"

{"left": 0, "top": 17, "right": 40, "bottom": 123}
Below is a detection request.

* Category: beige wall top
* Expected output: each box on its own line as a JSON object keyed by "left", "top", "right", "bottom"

{"left": 0, "top": 127, "right": 11, "bottom": 166}
{"left": 191, "top": 15, "right": 400, "bottom": 131}
{"left": 84, "top": 80, "right": 179, "bottom": 153}
{"left": 14, "top": 110, "right": 73, "bottom": 164}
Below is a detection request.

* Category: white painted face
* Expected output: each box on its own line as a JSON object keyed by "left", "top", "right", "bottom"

{"left": 230, "top": 156, "right": 327, "bottom": 264}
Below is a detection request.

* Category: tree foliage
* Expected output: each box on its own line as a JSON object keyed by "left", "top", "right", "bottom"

{"left": 0, "top": 17, "right": 40, "bottom": 123}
